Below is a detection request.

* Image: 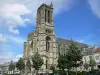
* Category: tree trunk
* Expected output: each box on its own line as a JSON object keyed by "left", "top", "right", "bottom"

{"left": 67, "top": 69, "right": 70, "bottom": 75}
{"left": 75, "top": 67, "right": 77, "bottom": 75}
{"left": 36, "top": 70, "right": 38, "bottom": 75}
{"left": 20, "top": 70, "right": 22, "bottom": 75}
{"left": 13, "top": 70, "right": 14, "bottom": 75}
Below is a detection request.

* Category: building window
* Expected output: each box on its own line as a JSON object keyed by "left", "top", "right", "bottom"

{"left": 46, "top": 36, "right": 51, "bottom": 52}
{"left": 48, "top": 11, "right": 50, "bottom": 23}
{"left": 30, "top": 41, "right": 33, "bottom": 48}
{"left": 39, "top": 11, "right": 41, "bottom": 24}
{"left": 45, "top": 9, "right": 47, "bottom": 22}
{"left": 46, "top": 60, "right": 48, "bottom": 69}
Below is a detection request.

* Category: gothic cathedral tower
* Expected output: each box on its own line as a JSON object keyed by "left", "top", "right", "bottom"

{"left": 36, "top": 3, "right": 57, "bottom": 72}
{"left": 24, "top": 3, "right": 57, "bottom": 72}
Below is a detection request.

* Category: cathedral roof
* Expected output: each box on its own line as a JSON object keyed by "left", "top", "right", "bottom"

{"left": 56, "top": 37, "right": 94, "bottom": 56}
{"left": 56, "top": 37, "right": 88, "bottom": 48}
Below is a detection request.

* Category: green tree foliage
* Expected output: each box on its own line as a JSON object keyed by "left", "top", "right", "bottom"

{"left": 50, "top": 64, "right": 55, "bottom": 73}
{"left": 26, "top": 59, "right": 31, "bottom": 72}
{"left": 9, "top": 61, "right": 15, "bottom": 71}
{"left": 84, "top": 63, "right": 89, "bottom": 70}
{"left": 57, "top": 55, "right": 66, "bottom": 71}
{"left": 89, "top": 56, "right": 96, "bottom": 71}
{"left": 16, "top": 58, "right": 25, "bottom": 74}
{"left": 57, "top": 39, "right": 83, "bottom": 75}
{"left": 67, "top": 40, "right": 83, "bottom": 75}
{"left": 32, "top": 52, "right": 43, "bottom": 73}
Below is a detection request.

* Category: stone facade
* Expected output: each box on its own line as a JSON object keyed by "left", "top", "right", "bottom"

{"left": 23, "top": 3, "right": 94, "bottom": 73}
{"left": 24, "top": 3, "right": 57, "bottom": 73}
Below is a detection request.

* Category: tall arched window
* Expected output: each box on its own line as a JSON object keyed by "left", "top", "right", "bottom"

{"left": 48, "top": 11, "right": 50, "bottom": 23}
{"left": 45, "top": 9, "right": 47, "bottom": 22}
{"left": 30, "top": 41, "right": 33, "bottom": 48}
{"left": 46, "top": 36, "right": 51, "bottom": 52}
{"left": 46, "top": 60, "right": 48, "bottom": 69}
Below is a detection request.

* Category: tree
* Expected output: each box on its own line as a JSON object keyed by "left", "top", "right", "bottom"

{"left": 32, "top": 52, "right": 43, "bottom": 74}
{"left": 84, "top": 63, "right": 89, "bottom": 71}
{"left": 65, "top": 54, "right": 74, "bottom": 75}
{"left": 26, "top": 59, "right": 31, "bottom": 73}
{"left": 16, "top": 58, "right": 25, "bottom": 75}
{"left": 66, "top": 39, "right": 83, "bottom": 75}
{"left": 57, "top": 55, "right": 66, "bottom": 71}
{"left": 50, "top": 64, "right": 55, "bottom": 73}
{"left": 89, "top": 56, "right": 96, "bottom": 71}
{"left": 9, "top": 61, "right": 15, "bottom": 74}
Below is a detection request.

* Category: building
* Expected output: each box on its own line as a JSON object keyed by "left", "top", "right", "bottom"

{"left": 82, "top": 45, "right": 100, "bottom": 71}
{"left": 23, "top": 3, "right": 98, "bottom": 73}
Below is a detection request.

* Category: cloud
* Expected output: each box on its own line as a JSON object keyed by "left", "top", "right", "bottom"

{"left": 76, "top": 40, "right": 84, "bottom": 43}
{"left": 0, "top": 34, "right": 24, "bottom": 64}
{"left": 0, "top": 33, "right": 12, "bottom": 50}
{"left": 88, "top": 0, "right": 100, "bottom": 18}
{"left": 0, "top": 0, "right": 76, "bottom": 35}
{"left": 0, "top": 4, "right": 31, "bottom": 35}
{"left": 14, "top": 54, "right": 23, "bottom": 62}
{"left": 0, "top": 0, "right": 77, "bottom": 64}
{"left": 0, "top": 34, "right": 7, "bottom": 44}
{"left": 0, "top": 33, "right": 25, "bottom": 50}
{"left": 7, "top": 35, "right": 25, "bottom": 44}
{"left": 0, "top": 52, "right": 22, "bottom": 64}
{"left": 9, "top": 27, "right": 20, "bottom": 35}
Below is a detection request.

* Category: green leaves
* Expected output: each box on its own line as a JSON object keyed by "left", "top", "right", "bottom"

{"left": 84, "top": 63, "right": 89, "bottom": 70}
{"left": 9, "top": 61, "right": 15, "bottom": 71}
{"left": 66, "top": 40, "right": 83, "bottom": 68}
{"left": 26, "top": 59, "right": 31, "bottom": 72}
{"left": 32, "top": 52, "right": 43, "bottom": 70}
{"left": 50, "top": 64, "right": 55, "bottom": 72}
{"left": 89, "top": 56, "right": 96, "bottom": 70}
{"left": 16, "top": 58, "right": 25, "bottom": 71}
{"left": 57, "top": 39, "right": 83, "bottom": 72}
{"left": 57, "top": 55, "right": 66, "bottom": 70}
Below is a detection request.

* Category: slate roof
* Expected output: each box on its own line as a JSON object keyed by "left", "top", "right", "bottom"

{"left": 56, "top": 37, "right": 95, "bottom": 56}
{"left": 56, "top": 37, "right": 88, "bottom": 48}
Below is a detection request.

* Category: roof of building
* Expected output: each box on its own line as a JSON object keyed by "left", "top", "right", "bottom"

{"left": 93, "top": 48, "right": 100, "bottom": 53}
{"left": 38, "top": 3, "right": 53, "bottom": 10}
{"left": 56, "top": 37, "right": 95, "bottom": 56}
{"left": 56, "top": 37, "right": 89, "bottom": 48}
{"left": 82, "top": 48, "right": 94, "bottom": 56}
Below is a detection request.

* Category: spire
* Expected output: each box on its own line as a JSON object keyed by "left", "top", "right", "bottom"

{"left": 50, "top": 1, "right": 53, "bottom": 8}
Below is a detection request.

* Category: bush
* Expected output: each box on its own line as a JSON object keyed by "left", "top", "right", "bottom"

{"left": 4, "top": 74, "right": 20, "bottom": 75}
{"left": 54, "top": 70, "right": 66, "bottom": 75}
{"left": 77, "top": 71, "right": 85, "bottom": 75}
{"left": 69, "top": 71, "right": 76, "bottom": 75}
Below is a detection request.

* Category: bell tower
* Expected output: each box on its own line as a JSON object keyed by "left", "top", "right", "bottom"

{"left": 36, "top": 2, "right": 53, "bottom": 26}
{"left": 36, "top": 3, "right": 57, "bottom": 72}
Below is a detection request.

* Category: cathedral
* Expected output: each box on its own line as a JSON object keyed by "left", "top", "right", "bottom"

{"left": 23, "top": 3, "right": 89, "bottom": 73}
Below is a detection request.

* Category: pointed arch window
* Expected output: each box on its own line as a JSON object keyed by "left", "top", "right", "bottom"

{"left": 30, "top": 41, "right": 33, "bottom": 48}
{"left": 46, "top": 36, "right": 51, "bottom": 52}
{"left": 46, "top": 60, "right": 48, "bottom": 69}
{"left": 48, "top": 10, "right": 50, "bottom": 23}
{"left": 45, "top": 9, "right": 47, "bottom": 22}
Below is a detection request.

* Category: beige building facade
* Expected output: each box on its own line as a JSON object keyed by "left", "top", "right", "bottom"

{"left": 24, "top": 3, "right": 57, "bottom": 73}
